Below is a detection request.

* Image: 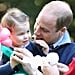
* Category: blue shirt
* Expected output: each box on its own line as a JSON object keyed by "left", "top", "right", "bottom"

{"left": 53, "top": 30, "right": 71, "bottom": 48}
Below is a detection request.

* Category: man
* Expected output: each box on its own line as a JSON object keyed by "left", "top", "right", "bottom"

{"left": 26, "top": 0, "right": 74, "bottom": 65}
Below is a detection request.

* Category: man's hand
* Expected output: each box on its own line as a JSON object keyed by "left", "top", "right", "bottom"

{"left": 41, "top": 62, "right": 59, "bottom": 75}
{"left": 57, "top": 63, "right": 69, "bottom": 73}
{"left": 10, "top": 47, "right": 33, "bottom": 69}
{"left": 10, "top": 48, "right": 43, "bottom": 75}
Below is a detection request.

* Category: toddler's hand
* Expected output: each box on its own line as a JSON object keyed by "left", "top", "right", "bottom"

{"left": 35, "top": 40, "right": 49, "bottom": 55}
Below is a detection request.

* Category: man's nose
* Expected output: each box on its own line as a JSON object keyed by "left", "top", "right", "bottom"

{"left": 34, "top": 26, "right": 41, "bottom": 36}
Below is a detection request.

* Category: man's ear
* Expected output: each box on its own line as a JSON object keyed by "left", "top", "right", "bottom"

{"left": 60, "top": 27, "right": 67, "bottom": 35}
{"left": 60, "top": 27, "right": 67, "bottom": 34}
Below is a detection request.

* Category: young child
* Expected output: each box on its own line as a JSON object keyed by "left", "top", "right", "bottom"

{"left": 1, "top": 8, "right": 31, "bottom": 48}
{"left": 0, "top": 7, "right": 49, "bottom": 75}
{"left": 0, "top": 8, "right": 31, "bottom": 75}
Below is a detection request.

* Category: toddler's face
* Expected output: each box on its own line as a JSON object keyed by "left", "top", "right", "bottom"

{"left": 10, "top": 21, "right": 31, "bottom": 47}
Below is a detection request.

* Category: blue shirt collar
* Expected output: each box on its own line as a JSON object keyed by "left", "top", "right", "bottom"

{"left": 53, "top": 30, "right": 71, "bottom": 48}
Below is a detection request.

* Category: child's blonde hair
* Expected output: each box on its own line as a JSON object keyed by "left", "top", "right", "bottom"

{"left": 1, "top": 8, "right": 29, "bottom": 31}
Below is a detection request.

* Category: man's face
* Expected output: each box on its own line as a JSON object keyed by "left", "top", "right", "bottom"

{"left": 10, "top": 21, "right": 31, "bottom": 47}
{"left": 34, "top": 13, "right": 61, "bottom": 44}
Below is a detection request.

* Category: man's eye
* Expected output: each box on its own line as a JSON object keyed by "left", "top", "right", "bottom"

{"left": 43, "top": 29, "right": 50, "bottom": 32}
{"left": 41, "top": 28, "right": 50, "bottom": 33}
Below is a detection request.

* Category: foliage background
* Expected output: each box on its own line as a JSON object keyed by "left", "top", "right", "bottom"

{"left": 0, "top": 0, "right": 75, "bottom": 41}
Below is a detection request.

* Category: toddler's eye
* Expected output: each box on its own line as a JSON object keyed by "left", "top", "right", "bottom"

{"left": 17, "top": 32, "right": 25, "bottom": 35}
{"left": 27, "top": 30, "right": 29, "bottom": 33}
